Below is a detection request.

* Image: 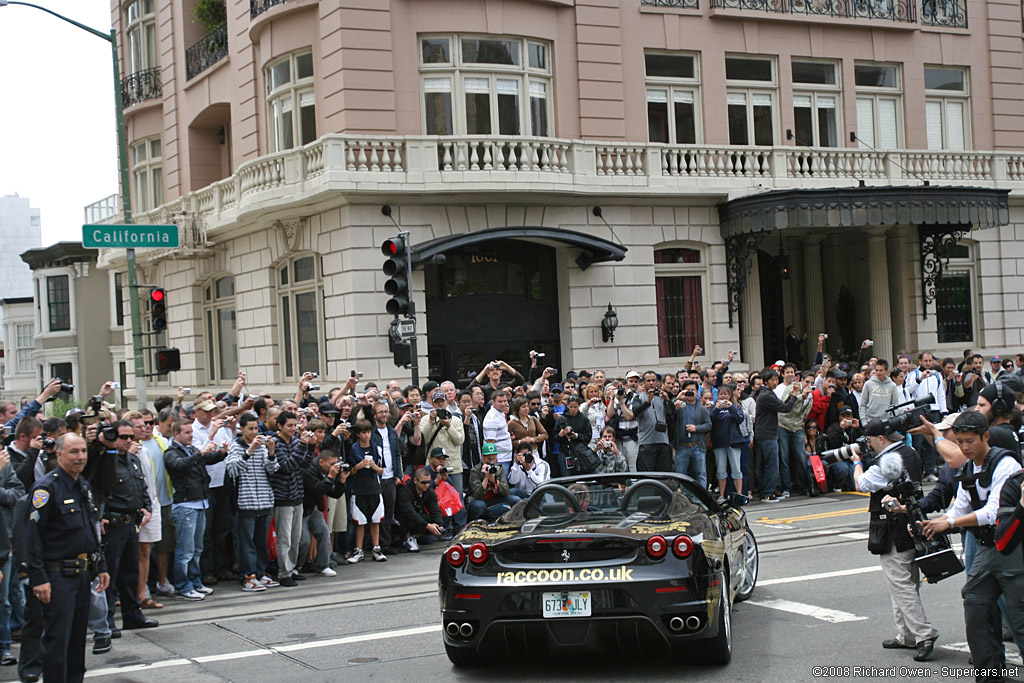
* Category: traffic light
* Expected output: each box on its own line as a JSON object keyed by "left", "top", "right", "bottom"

{"left": 150, "top": 288, "right": 167, "bottom": 331}
{"left": 155, "top": 348, "right": 181, "bottom": 374}
{"left": 381, "top": 237, "right": 410, "bottom": 315}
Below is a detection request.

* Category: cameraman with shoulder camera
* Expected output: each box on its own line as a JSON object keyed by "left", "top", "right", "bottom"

{"left": 851, "top": 418, "right": 938, "bottom": 661}
{"left": 921, "top": 411, "right": 1024, "bottom": 681}
{"left": 467, "top": 443, "right": 521, "bottom": 521}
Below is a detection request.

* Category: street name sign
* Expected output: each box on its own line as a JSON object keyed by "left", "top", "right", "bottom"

{"left": 83, "top": 224, "right": 180, "bottom": 249}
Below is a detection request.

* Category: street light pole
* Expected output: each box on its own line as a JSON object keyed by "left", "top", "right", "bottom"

{"left": 1, "top": 1, "right": 148, "bottom": 407}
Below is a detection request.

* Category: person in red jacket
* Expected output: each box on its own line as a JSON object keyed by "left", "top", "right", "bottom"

{"left": 808, "top": 372, "right": 838, "bottom": 431}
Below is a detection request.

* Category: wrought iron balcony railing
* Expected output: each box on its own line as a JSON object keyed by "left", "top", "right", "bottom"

{"left": 120, "top": 67, "right": 162, "bottom": 108}
{"left": 642, "top": 0, "right": 700, "bottom": 8}
{"left": 920, "top": 0, "right": 966, "bottom": 27}
{"left": 186, "top": 22, "right": 228, "bottom": 80}
{"left": 250, "top": 0, "right": 286, "bottom": 19}
{"left": 710, "top": 0, "right": 915, "bottom": 23}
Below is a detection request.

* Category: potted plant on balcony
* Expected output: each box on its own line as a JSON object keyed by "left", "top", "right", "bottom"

{"left": 192, "top": 0, "right": 226, "bottom": 31}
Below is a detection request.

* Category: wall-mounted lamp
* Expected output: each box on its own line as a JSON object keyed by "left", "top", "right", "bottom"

{"left": 601, "top": 303, "right": 618, "bottom": 343}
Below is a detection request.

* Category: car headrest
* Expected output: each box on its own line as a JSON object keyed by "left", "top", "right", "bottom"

{"left": 637, "top": 495, "right": 664, "bottom": 513}
{"left": 541, "top": 501, "right": 569, "bottom": 516}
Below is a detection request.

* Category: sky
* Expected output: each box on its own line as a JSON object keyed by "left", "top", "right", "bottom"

{"left": 0, "top": 1, "right": 118, "bottom": 247}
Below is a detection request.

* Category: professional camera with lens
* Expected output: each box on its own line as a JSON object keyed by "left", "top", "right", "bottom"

{"left": 486, "top": 464, "right": 499, "bottom": 476}
{"left": 617, "top": 387, "right": 626, "bottom": 397}
{"left": 87, "top": 395, "right": 104, "bottom": 412}
{"left": 435, "top": 409, "right": 451, "bottom": 421}
{"left": 886, "top": 466, "right": 963, "bottom": 584}
{"left": 42, "top": 437, "right": 56, "bottom": 451}
{"left": 45, "top": 379, "right": 75, "bottom": 402}
{"left": 822, "top": 436, "right": 873, "bottom": 465}
{"left": 96, "top": 421, "right": 118, "bottom": 442}
{"left": 339, "top": 463, "right": 352, "bottom": 473}
{"left": 523, "top": 452, "right": 534, "bottom": 464}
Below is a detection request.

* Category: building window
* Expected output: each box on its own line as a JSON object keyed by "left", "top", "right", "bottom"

{"left": 15, "top": 323, "right": 33, "bottom": 373}
{"left": 113, "top": 271, "right": 125, "bottom": 327}
{"left": 204, "top": 275, "right": 238, "bottom": 382}
{"left": 725, "top": 56, "right": 776, "bottom": 146}
{"left": 132, "top": 137, "right": 162, "bottom": 212}
{"left": 646, "top": 52, "right": 701, "bottom": 144}
{"left": 277, "top": 254, "right": 323, "bottom": 379}
{"left": 854, "top": 63, "right": 901, "bottom": 149}
{"left": 935, "top": 243, "right": 975, "bottom": 344}
{"left": 791, "top": 60, "right": 840, "bottom": 147}
{"left": 50, "top": 363, "right": 73, "bottom": 402}
{"left": 266, "top": 51, "right": 315, "bottom": 152}
{"left": 46, "top": 275, "right": 70, "bottom": 332}
{"left": 419, "top": 35, "right": 553, "bottom": 137}
{"left": 125, "top": 0, "right": 157, "bottom": 75}
{"left": 924, "top": 67, "right": 969, "bottom": 151}
{"left": 655, "top": 247, "right": 706, "bottom": 358}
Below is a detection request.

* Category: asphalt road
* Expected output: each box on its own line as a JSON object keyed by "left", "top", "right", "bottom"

{"left": 2, "top": 491, "right": 1016, "bottom": 683}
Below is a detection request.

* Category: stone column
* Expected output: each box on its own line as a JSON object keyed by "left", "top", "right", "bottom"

{"left": 740, "top": 254, "right": 765, "bottom": 371}
{"left": 803, "top": 236, "right": 825, "bottom": 338}
{"left": 867, "top": 230, "right": 893, "bottom": 361}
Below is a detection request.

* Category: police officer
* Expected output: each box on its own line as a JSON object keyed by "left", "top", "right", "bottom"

{"left": 95, "top": 420, "right": 158, "bottom": 633}
{"left": 24, "top": 433, "right": 110, "bottom": 683}
{"left": 851, "top": 418, "right": 939, "bottom": 662}
{"left": 923, "top": 411, "right": 1024, "bottom": 683}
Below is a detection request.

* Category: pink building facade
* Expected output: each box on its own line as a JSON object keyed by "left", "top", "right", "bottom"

{"left": 93, "top": 0, "right": 1024, "bottom": 395}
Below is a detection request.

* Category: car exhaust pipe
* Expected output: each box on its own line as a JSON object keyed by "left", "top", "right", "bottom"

{"left": 685, "top": 616, "right": 701, "bottom": 631}
{"left": 446, "top": 622, "right": 461, "bottom": 637}
{"left": 459, "top": 622, "right": 475, "bottom": 638}
{"left": 668, "top": 617, "right": 685, "bottom": 632}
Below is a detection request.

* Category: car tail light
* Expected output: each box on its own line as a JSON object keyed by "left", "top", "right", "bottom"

{"left": 468, "top": 542, "right": 489, "bottom": 566}
{"left": 445, "top": 544, "right": 466, "bottom": 568}
{"left": 672, "top": 535, "right": 695, "bottom": 559}
{"left": 646, "top": 535, "right": 668, "bottom": 559}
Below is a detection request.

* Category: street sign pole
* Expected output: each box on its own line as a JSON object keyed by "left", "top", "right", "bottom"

{"left": 400, "top": 231, "right": 419, "bottom": 387}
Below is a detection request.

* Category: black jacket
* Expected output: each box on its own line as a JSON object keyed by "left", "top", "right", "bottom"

{"left": 300, "top": 460, "right": 346, "bottom": 516}
{"left": 919, "top": 463, "right": 958, "bottom": 515}
{"left": 555, "top": 410, "right": 592, "bottom": 455}
{"left": 164, "top": 440, "right": 227, "bottom": 504}
{"left": 395, "top": 479, "right": 442, "bottom": 535}
{"left": 753, "top": 386, "right": 798, "bottom": 441}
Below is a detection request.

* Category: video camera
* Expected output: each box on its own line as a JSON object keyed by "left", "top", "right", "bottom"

{"left": 821, "top": 436, "right": 873, "bottom": 466}
{"left": 437, "top": 465, "right": 451, "bottom": 475}
{"left": 884, "top": 465, "right": 963, "bottom": 584}
{"left": 881, "top": 394, "right": 935, "bottom": 435}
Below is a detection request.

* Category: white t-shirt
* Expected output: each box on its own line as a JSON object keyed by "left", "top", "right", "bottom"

{"left": 378, "top": 426, "right": 395, "bottom": 480}
{"left": 482, "top": 407, "right": 513, "bottom": 463}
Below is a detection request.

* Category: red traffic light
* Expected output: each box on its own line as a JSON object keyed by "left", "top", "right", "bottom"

{"left": 151, "top": 288, "right": 165, "bottom": 303}
{"left": 381, "top": 237, "right": 404, "bottom": 257}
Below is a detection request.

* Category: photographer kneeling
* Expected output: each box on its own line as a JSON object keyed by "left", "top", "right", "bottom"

{"left": 467, "top": 443, "right": 522, "bottom": 521}
{"left": 921, "top": 411, "right": 1024, "bottom": 682}
{"left": 509, "top": 442, "right": 551, "bottom": 496}
{"left": 851, "top": 419, "right": 939, "bottom": 661}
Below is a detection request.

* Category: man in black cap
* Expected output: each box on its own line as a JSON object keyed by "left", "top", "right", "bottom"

{"left": 851, "top": 418, "right": 937, "bottom": 662}
{"left": 395, "top": 468, "right": 443, "bottom": 552}
{"left": 423, "top": 447, "right": 466, "bottom": 534}
{"left": 824, "top": 406, "right": 863, "bottom": 490}
{"left": 923, "top": 411, "right": 1024, "bottom": 681}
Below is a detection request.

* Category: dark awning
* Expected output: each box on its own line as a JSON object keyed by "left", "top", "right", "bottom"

{"left": 411, "top": 226, "right": 627, "bottom": 270}
{"left": 718, "top": 186, "right": 1010, "bottom": 239}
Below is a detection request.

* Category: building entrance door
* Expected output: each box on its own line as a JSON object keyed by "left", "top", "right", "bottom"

{"left": 424, "top": 240, "right": 560, "bottom": 385}
{"left": 758, "top": 249, "right": 785, "bottom": 365}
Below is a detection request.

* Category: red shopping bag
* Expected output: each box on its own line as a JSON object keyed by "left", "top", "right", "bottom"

{"left": 267, "top": 516, "right": 278, "bottom": 562}
{"left": 436, "top": 480, "right": 464, "bottom": 518}
{"left": 809, "top": 455, "right": 828, "bottom": 493}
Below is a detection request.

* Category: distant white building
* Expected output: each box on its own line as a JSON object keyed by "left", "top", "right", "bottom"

{"left": 0, "top": 195, "right": 42, "bottom": 333}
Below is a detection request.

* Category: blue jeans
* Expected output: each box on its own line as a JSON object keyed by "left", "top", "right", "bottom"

{"left": 87, "top": 578, "right": 110, "bottom": 639}
{"left": 235, "top": 513, "right": 270, "bottom": 579}
{"left": 171, "top": 506, "right": 207, "bottom": 594}
{"left": 778, "top": 428, "right": 805, "bottom": 493}
{"left": 674, "top": 444, "right": 707, "bottom": 489}
{"left": 759, "top": 438, "right": 781, "bottom": 496}
{"left": 0, "top": 556, "right": 11, "bottom": 650}
{"left": 7, "top": 569, "right": 24, "bottom": 633}
{"left": 468, "top": 494, "right": 522, "bottom": 521}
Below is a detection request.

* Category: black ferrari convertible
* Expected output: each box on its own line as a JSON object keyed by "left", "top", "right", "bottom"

{"left": 438, "top": 473, "right": 759, "bottom": 666}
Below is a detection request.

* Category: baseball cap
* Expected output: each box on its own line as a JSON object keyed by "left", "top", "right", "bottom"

{"left": 318, "top": 401, "right": 340, "bottom": 416}
{"left": 550, "top": 383, "right": 564, "bottom": 393}
{"left": 481, "top": 442, "right": 499, "bottom": 456}
{"left": 565, "top": 371, "right": 579, "bottom": 380}
{"left": 578, "top": 370, "right": 592, "bottom": 378}
{"left": 992, "top": 355, "right": 1003, "bottom": 362}
{"left": 394, "top": 397, "right": 411, "bottom": 409}
{"left": 194, "top": 399, "right": 216, "bottom": 412}
{"left": 429, "top": 447, "right": 448, "bottom": 459}
{"left": 625, "top": 370, "right": 641, "bottom": 379}
{"left": 833, "top": 370, "right": 848, "bottom": 379}
{"left": 65, "top": 408, "right": 85, "bottom": 417}
{"left": 772, "top": 360, "right": 785, "bottom": 368}
{"left": 838, "top": 406, "right": 854, "bottom": 416}
{"left": 431, "top": 389, "right": 447, "bottom": 402}
{"left": 935, "top": 412, "right": 961, "bottom": 431}
{"left": 863, "top": 418, "right": 901, "bottom": 439}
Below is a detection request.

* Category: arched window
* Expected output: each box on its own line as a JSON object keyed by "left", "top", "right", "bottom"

{"left": 203, "top": 275, "right": 237, "bottom": 382}
{"left": 654, "top": 246, "right": 706, "bottom": 358}
{"left": 277, "top": 254, "right": 323, "bottom": 379}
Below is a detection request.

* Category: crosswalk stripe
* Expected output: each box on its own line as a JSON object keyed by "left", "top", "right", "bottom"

{"left": 746, "top": 598, "right": 868, "bottom": 623}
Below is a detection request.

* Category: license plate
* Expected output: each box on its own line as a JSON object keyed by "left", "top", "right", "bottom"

{"left": 542, "top": 591, "right": 591, "bottom": 618}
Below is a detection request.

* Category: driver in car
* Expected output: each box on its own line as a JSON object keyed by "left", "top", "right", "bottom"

{"left": 568, "top": 483, "right": 591, "bottom": 512}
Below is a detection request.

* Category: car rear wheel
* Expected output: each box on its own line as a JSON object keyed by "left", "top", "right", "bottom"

{"left": 734, "top": 526, "right": 758, "bottom": 603}
{"left": 445, "top": 642, "right": 483, "bottom": 667}
{"left": 698, "top": 576, "right": 732, "bottom": 665}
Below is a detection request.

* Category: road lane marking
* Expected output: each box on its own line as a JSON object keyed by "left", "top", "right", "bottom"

{"left": 758, "top": 565, "right": 881, "bottom": 586}
{"left": 757, "top": 507, "right": 869, "bottom": 524}
{"left": 85, "top": 659, "right": 190, "bottom": 677}
{"left": 839, "top": 532, "right": 869, "bottom": 540}
{"left": 275, "top": 624, "right": 441, "bottom": 652}
{"left": 746, "top": 598, "right": 868, "bottom": 623}
{"left": 195, "top": 650, "right": 274, "bottom": 663}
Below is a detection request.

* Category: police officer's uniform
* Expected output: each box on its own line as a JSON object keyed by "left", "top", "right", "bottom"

{"left": 25, "top": 467, "right": 105, "bottom": 683}
{"left": 101, "top": 446, "right": 152, "bottom": 629}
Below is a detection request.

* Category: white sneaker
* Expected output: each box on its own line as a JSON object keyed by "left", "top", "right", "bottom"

{"left": 319, "top": 567, "right": 337, "bottom": 577}
{"left": 347, "top": 548, "right": 365, "bottom": 564}
{"left": 155, "top": 582, "right": 175, "bottom": 597}
{"left": 194, "top": 585, "right": 214, "bottom": 595}
{"left": 372, "top": 546, "right": 388, "bottom": 562}
{"left": 404, "top": 537, "right": 420, "bottom": 553}
{"left": 178, "top": 590, "right": 205, "bottom": 601}
{"left": 778, "top": 491, "right": 791, "bottom": 499}
{"left": 259, "top": 575, "right": 280, "bottom": 588}
{"left": 242, "top": 575, "right": 267, "bottom": 592}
